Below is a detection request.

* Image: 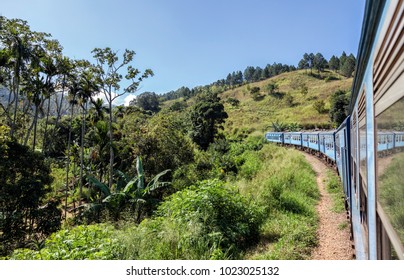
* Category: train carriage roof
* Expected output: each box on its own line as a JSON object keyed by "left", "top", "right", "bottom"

{"left": 349, "top": 0, "right": 386, "bottom": 113}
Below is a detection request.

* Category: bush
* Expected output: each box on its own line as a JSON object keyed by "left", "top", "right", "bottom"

{"left": 114, "top": 179, "right": 264, "bottom": 260}
{"left": 8, "top": 224, "right": 119, "bottom": 260}
{"left": 157, "top": 180, "right": 263, "bottom": 256}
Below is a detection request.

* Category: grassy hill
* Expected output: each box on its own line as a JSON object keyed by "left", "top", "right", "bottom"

{"left": 220, "top": 70, "right": 353, "bottom": 136}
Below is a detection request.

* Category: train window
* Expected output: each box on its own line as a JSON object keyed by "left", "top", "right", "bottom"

{"left": 375, "top": 96, "right": 404, "bottom": 257}
{"left": 373, "top": 0, "right": 404, "bottom": 259}
{"left": 358, "top": 91, "right": 367, "bottom": 180}
{"left": 351, "top": 111, "right": 358, "bottom": 198}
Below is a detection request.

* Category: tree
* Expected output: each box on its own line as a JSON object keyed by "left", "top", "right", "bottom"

{"left": 189, "top": 91, "right": 228, "bottom": 150}
{"left": 252, "top": 67, "right": 263, "bottom": 82}
{"left": 243, "top": 66, "right": 255, "bottom": 82}
{"left": 298, "top": 53, "right": 315, "bottom": 74}
{"left": 313, "top": 53, "right": 327, "bottom": 73}
{"left": 329, "top": 90, "right": 350, "bottom": 126}
{"left": 134, "top": 91, "right": 160, "bottom": 112}
{"left": 0, "top": 138, "right": 60, "bottom": 255}
{"left": 91, "top": 47, "right": 153, "bottom": 189}
{"left": 76, "top": 66, "right": 99, "bottom": 215}
{"left": 340, "top": 54, "right": 356, "bottom": 77}
{"left": 0, "top": 18, "right": 33, "bottom": 139}
{"left": 339, "top": 51, "right": 347, "bottom": 70}
{"left": 328, "top": 55, "right": 340, "bottom": 72}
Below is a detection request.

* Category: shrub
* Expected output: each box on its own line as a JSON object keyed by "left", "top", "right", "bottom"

{"left": 157, "top": 180, "right": 263, "bottom": 255}
{"left": 115, "top": 179, "right": 264, "bottom": 260}
{"left": 8, "top": 224, "right": 119, "bottom": 260}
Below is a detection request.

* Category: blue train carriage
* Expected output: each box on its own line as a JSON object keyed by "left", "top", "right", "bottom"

{"left": 393, "top": 131, "right": 404, "bottom": 148}
{"left": 335, "top": 117, "right": 352, "bottom": 211}
{"left": 286, "top": 132, "right": 303, "bottom": 146}
{"left": 377, "top": 131, "right": 395, "bottom": 153}
{"left": 349, "top": 0, "right": 403, "bottom": 259}
{"left": 302, "top": 132, "right": 320, "bottom": 152}
{"left": 318, "top": 131, "right": 336, "bottom": 162}
{"left": 265, "top": 132, "right": 283, "bottom": 144}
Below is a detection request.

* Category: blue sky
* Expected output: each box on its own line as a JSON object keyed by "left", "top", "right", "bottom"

{"left": 2, "top": 0, "right": 366, "bottom": 105}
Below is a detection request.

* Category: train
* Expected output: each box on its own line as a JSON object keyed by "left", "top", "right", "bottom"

{"left": 265, "top": 0, "right": 403, "bottom": 260}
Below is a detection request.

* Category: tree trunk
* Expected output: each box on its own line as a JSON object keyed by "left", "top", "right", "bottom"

{"left": 55, "top": 76, "right": 65, "bottom": 126}
{"left": 78, "top": 101, "right": 87, "bottom": 219}
{"left": 108, "top": 93, "right": 114, "bottom": 190}
{"left": 42, "top": 96, "right": 51, "bottom": 153}
{"left": 10, "top": 74, "right": 20, "bottom": 140}
{"left": 64, "top": 98, "right": 75, "bottom": 221}
{"left": 32, "top": 104, "right": 39, "bottom": 151}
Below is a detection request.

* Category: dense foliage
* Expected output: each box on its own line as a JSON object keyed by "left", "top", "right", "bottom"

{"left": 189, "top": 91, "right": 228, "bottom": 150}
{"left": 0, "top": 138, "right": 60, "bottom": 255}
{"left": 8, "top": 224, "right": 119, "bottom": 260}
{"left": 329, "top": 89, "right": 350, "bottom": 126}
{"left": 1, "top": 15, "right": 353, "bottom": 260}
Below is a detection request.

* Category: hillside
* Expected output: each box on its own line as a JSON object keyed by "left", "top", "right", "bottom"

{"left": 220, "top": 70, "right": 353, "bottom": 136}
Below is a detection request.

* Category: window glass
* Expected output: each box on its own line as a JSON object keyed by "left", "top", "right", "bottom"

{"left": 376, "top": 96, "right": 404, "bottom": 247}
{"left": 360, "top": 124, "right": 367, "bottom": 179}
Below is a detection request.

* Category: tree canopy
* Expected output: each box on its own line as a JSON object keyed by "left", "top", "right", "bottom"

{"left": 189, "top": 91, "right": 228, "bottom": 150}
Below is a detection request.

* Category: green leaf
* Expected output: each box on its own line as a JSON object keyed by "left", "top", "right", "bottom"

{"left": 115, "top": 170, "right": 129, "bottom": 192}
{"left": 123, "top": 178, "right": 140, "bottom": 194}
{"left": 144, "top": 169, "right": 171, "bottom": 194}
{"left": 86, "top": 174, "right": 110, "bottom": 196}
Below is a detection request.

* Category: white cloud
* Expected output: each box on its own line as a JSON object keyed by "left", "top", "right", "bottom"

{"left": 92, "top": 90, "right": 120, "bottom": 105}
{"left": 124, "top": 94, "right": 136, "bottom": 106}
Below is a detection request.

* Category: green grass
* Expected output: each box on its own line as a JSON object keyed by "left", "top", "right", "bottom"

{"left": 325, "top": 170, "right": 346, "bottom": 214}
{"left": 378, "top": 153, "right": 404, "bottom": 244}
{"left": 221, "top": 70, "right": 352, "bottom": 135}
{"left": 233, "top": 143, "right": 320, "bottom": 259}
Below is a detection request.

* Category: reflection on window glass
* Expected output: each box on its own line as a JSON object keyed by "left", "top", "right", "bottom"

{"left": 376, "top": 96, "right": 404, "bottom": 248}
{"left": 360, "top": 125, "right": 367, "bottom": 180}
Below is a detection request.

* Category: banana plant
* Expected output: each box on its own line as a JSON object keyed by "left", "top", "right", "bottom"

{"left": 84, "top": 156, "right": 170, "bottom": 222}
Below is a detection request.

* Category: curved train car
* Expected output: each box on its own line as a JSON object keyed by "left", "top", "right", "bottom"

{"left": 265, "top": 0, "right": 403, "bottom": 260}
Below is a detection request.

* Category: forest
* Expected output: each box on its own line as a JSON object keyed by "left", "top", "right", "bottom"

{"left": 0, "top": 16, "right": 353, "bottom": 259}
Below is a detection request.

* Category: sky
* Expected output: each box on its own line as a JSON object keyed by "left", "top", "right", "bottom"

{"left": 1, "top": 0, "right": 366, "bottom": 105}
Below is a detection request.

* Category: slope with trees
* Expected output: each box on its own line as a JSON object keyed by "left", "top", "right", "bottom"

{"left": 1, "top": 15, "right": 357, "bottom": 260}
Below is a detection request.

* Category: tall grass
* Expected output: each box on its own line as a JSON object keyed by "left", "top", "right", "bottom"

{"left": 235, "top": 143, "right": 320, "bottom": 259}
{"left": 8, "top": 142, "right": 321, "bottom": 260}
{"left": 115, "top": 179, "right": 263, "bottom": 260}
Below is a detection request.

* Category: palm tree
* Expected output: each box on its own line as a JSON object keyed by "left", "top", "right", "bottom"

{"left": 89, "top": 97, "right": 108, "bottom": 125}
{"left": 40, "top": 41, "right": 62, "bottom": 153}
{"left": 54, "top": 56, "right": 73, "bottom": 126}
{"left": 76, "top": 68, "right": 99, "bottom": 216}
{"left": 63, "top": 70, "right": 80, "bottom": 221}
{"left": 1, "top": 19, "right": 33, "bottom": 139}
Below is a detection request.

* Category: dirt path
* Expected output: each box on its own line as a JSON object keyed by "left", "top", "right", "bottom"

{"left": 302, "top": 153, "right": 354, "bottom": 260}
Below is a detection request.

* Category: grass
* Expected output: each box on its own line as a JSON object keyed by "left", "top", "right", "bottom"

{"left": 221, "top": 70, "right": 352, "bottom": 135}
{"left": 325, "top": 170, "right": 346, "bottom": 214}
{"left": 234, "top": 143, "right": 320, "bottom": 259}
{"left": 378, "top": 152, "right": 404, "bottom": 244}
{"left": 338, "top": 221, "right": 349, "bottom": 230}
